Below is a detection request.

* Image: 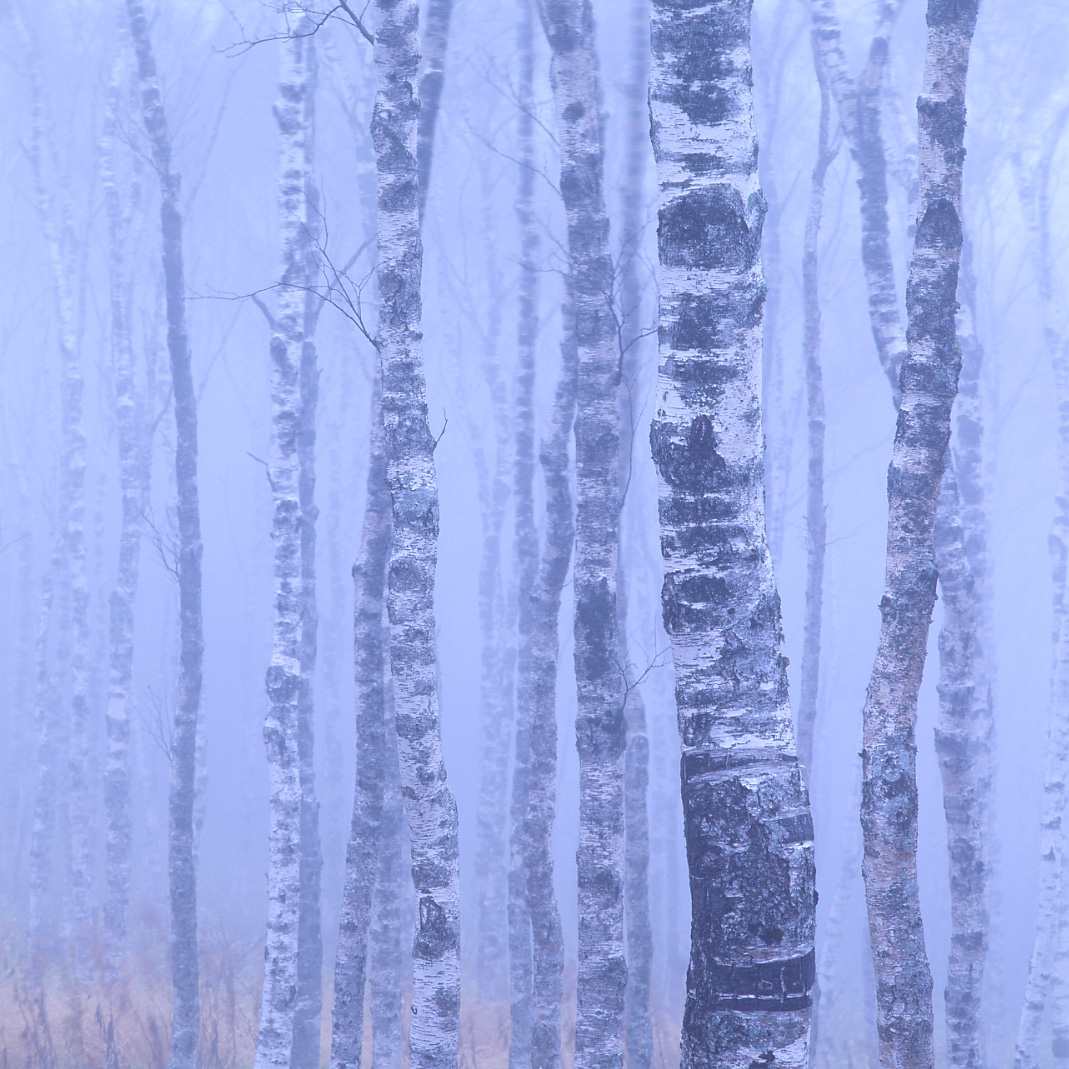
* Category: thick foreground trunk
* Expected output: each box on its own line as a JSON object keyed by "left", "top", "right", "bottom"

{"left": 649, "top": 3, "right": 817, "bottom": 1067}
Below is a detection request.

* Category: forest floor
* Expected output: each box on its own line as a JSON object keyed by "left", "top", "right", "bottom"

{"left": 0, "top": 937, "right": 684, "bottom": 1069}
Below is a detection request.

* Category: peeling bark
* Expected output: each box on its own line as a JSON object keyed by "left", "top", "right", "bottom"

{"left": 648, "top": 2, "right": 817, "bottom": 1067}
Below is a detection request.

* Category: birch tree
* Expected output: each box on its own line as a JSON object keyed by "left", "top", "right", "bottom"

{"left": 858, "top": 4, "right": 980, "bottom": 1068}
{"left": 1011, "top": 89, "right": 1069, "bottom": 1069}
{"left": 508, "top": 2, "right": 539, "bottom": 1060}
{"left": 648, "top": 2, "right": 817, "bottom": 1067}
{"left": 125, "top": 2, "right": 206, "bottom": 1064}
{"left": 375, "top": 2, "right": 461, "bottom": 1066}
{"left": 331, "top": 379, "right": 391, "bottom": 1069}
{"left": 810, "top": 0, "right": 907, "bottom": 399}
{"left": 101, "top": 48, "right": 149, "bottom": 976}
{"left": 254, "top": 15, "right": 318, "bottom": 1069}
{"left": 538, "top": 5, "right": 626, "bottom": 1067}
{"left": 522, "top": 285, "right": 578, "bottom": 1069}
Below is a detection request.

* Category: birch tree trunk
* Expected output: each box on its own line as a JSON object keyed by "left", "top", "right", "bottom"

{"left": 102, "top": 52, "right": 148, "bottom": 977}
{"left": 859, "top": 5, "right": 979, "bottom": 1068}
{"left": 374, "top": 3, "right": 461, "bottom": 1066}
{"left": 293, "top": 46, "right": 324, "bottom": 1069}
{"left": 809, "top": 0, "right": 907, "bottom": 400}
{"left": 255, "top": 20, "right": 318, "bottom": 1068}
{"left": 933, "top": 463, "right": 989, "bottom": 1069}
{"left": 416, "top": 0, "right": 453, "bottom": 220}
{"left": 330, "top": 381, "right": 391, "bottom": 1069}
{"left": 797, "top": 28, "right": 839, "bottom": 786}
{"left": 539, "top": 6, "right": 627, "bottom": 1068}
{"left": 126, "top": 2, "right": 206, "bottom": 1064}
{"left": 1011, "top": 92, "right": 1069, "bottom": 1069}
{"left": 508, "top": 2, "right": 539, "bottom": 1061}
{"left": 648, "top": 3, "right": 817, "bottom": 1067}
{"left": 19, "top": 13, "right": 93, "bottom": 977}
{"left": 371, "top": 679, "right": 409, "bottom": 1069}
{"left": 618, "top": 4, "right": 652, "bottom": 1066}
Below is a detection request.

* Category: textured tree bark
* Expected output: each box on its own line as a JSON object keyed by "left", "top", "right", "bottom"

{"left": 255, "top": 21, "right": 318, "bottom": 1069}
{"left": 809, "top": 0, "right": 907, "bottom": 401}
{"left": 416, "top": 0, "right": 453, "bottom": 220}
{"left": 374, "top": 3, "right": 461, "bottom": 1067}
{"left": 330, "top": 381, "right": 391, "bottom": 1069}
{"left": 101, "top": 54, "right": 149, "bottom": 977}
{"left": 522, "top": 281, "right": 578, "bottom": 1069}
{"left": 371, "top": 680, "right": 410, "bottom": 1069}
{"left": 648, "top": 3, "right": 817, "bottom": 1068}
{"left": 619, "top": 4, "right": 653, "bottom": 1067}
{"left": 859, "top": 5, "right": 979, "bottom": 1069}
{"left": 126, "top": 2, "right": 206, "bottom": 1065}
{"left": 508, "top": 2, "right": 538, "bottom": 1060}
{"left": 539, "top": 6, "right": 627, "bottom": 1069}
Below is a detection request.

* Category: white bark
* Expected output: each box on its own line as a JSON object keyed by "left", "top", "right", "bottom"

{"left": 101, "top": 49, "right": 148, "bottom": 976}
{"left": 1011, "top": 88, "right": 1069, "bottom": 1069}
{"left": 126, "top": 2, "right": 206, "bottom": 1064}
{"left": 859, "top": 4, "right": 979, "bottom": 1068}
{"left": 539, "top": 5, "right": 627, "bottom": 1068}
{"left": 649, "top": 2, "right": 817, "bottom": 1067}
{"left": 255, "top": 18, "right": 317, "bottom": 1069}
{"left": 374, "top": 3, "right": 461, "bottom": 1067}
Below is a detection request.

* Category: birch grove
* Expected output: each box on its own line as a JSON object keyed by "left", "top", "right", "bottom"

{"left": 14, "top": 3, "right": 1069, "bottom": 1069}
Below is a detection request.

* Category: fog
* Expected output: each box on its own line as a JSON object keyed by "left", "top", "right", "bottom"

{"left": 0, "top": 0, "right": 1060, "bottom": 1067}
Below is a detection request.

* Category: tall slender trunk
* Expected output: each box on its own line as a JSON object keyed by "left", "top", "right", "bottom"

{"left": 522, "top": 281, "right": 578, "bottom": 1069}
{"left": 1012, "top": 93, "right": 1069, "bottom": 1069}
{"left": 648, "top": 3, "right": 817, "bottom": 1068}
{"left": 859, "top": 5, "right": 979, "bottom": 1069}
{"left": 126, "top": 3, "right": 205, "bottom": 1065}
{"left": 255, "top": 20, "right": 318, "bottom": 1069}
{"left": 472, "top": 190, "right": 514, "bottom": 1004}
{"left": 618, "top": 4, "right": 652, "bottom": 1067}
{"left": 330, "top": 382, "right": 391, "bottom": 1069}
{"left": 416, "top": 0, "right": 454, "bottom": 220}
{"left": 809, "top": 0, "right": 907, "bottom": 401}
{"left": 101, "top": 52, "right": 148, "bottom": 977}
{"left": 374, "top": 4, "right": 461, "bottom": 1067}
{"left": 28, "top": 546, "right": 59, "bottom": 968}
{"left": 539, "top": 6, "right": 626, "bottom": 1068}
{"left": 933, "top": 463, "right": 989, "bottom": 1069}
{"left": 293, "top": 45, "right": 325, "bottom": 1069}
{"left": 19, "top": 10, "right": 93, "bottom": 978}
{"left": 796, "top": 28, "right": 838, "bottom": 788}
{"left": 508, "top": 2, "right": 539, "bottom": 1061}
